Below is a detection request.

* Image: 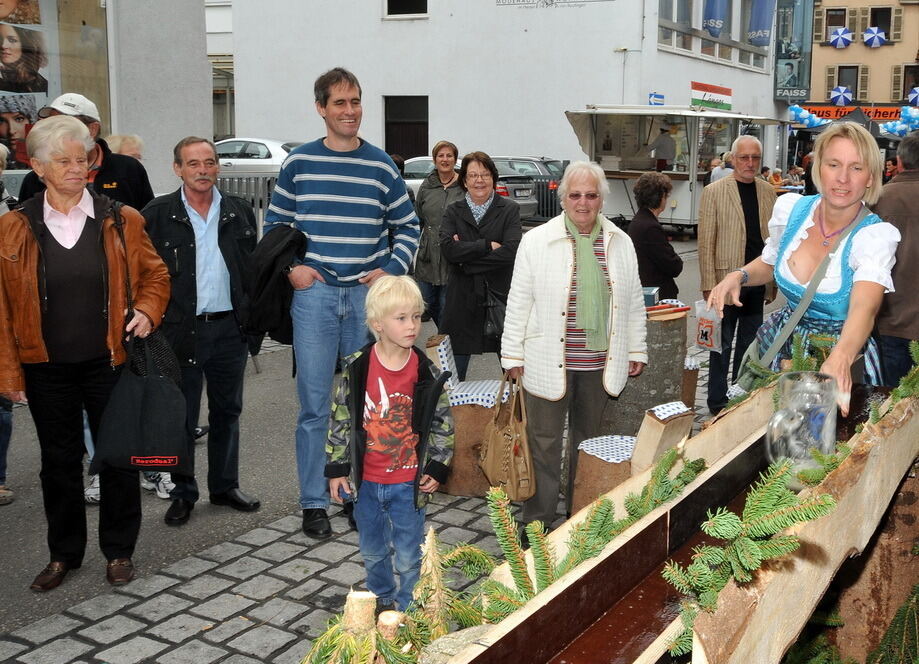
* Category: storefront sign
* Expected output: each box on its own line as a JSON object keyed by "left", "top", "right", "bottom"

{"left": 801, "top": 105, "right": 903, "bottom": 121}
{"left": 691, "top": 81, "right": 732, "bottom": 110}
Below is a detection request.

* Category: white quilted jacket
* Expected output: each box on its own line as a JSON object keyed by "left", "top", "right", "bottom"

{"left": 500, "top": 214, "right": 648, "bottom": 401}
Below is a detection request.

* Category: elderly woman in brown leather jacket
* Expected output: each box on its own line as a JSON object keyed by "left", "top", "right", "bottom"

{"left": 0, "top": 115, "right": 169, "bottom": 592}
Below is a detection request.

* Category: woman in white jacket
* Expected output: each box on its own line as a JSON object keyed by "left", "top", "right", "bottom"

{"left": 501, "top": 161, "right": 648, "bottom": 539}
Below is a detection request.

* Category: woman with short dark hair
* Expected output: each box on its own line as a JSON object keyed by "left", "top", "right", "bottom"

{"left": 415, "top": 140, "right": 462, "bottom": 326}
{"left": 628, "top": 171, "right": 682, "bottom": 300}
{"left": 440, "top": 151, "right": 521, "bottom": 380}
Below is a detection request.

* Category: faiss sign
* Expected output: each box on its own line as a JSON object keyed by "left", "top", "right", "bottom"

{"left": 776, "top": 88, "right": 809, "bottom": 100}
{"left": 801, "top": 105, "right": 902, "bottom": 120}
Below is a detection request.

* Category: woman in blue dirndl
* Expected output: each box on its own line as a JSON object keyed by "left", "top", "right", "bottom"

{"left": 706, "top": 123, "right": 900, "bottom": 415}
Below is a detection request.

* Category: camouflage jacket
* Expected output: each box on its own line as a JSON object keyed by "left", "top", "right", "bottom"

{"left": 325, "top": 343, "right": 454, "bottom": 509}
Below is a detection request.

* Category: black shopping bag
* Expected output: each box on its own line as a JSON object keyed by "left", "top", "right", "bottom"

{"left": 90, "top": 332, "right": 189, "bottom": 475}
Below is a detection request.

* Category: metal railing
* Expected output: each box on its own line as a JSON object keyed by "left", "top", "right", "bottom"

{"left": 217, "top": 174, "right": 277, "bottom": 237}
{"left": 529, "top": 175, "right": 561, "bottom": 223}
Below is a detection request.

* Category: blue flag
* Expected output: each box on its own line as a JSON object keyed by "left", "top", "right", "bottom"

{"left": 702, "top": 0, "right": 728, "bottom": 38}
{"left": 747, "top": 0, "right": 777, "bottom": 46}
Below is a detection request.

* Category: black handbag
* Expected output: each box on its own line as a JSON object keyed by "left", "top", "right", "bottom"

{"left": 90, "top": 204, "right": 189, "bottom": 475}
{"left": 483, "top": 279, "right": 507, "bottom": 341}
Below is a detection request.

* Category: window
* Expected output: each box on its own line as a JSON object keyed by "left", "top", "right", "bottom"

{"left": 386, "top": 0, "right": 426, "bottom": 16}
{"left": 869, "top": 7, "right": 891, "bottom": 36}
{"left": 827, "top": 65, "right": 868, "bottom": 102}
{"left": 216, "top": 141, "right": 246, "bottom": 159}
{"left": 384, "top": 96, "right": 428, "bottom": 159}
{"left": 892, "top": 64, "right": 919, "bottom": 102}
{"left": 837, "top": 66, "right": 858, "bottom": 96}
{"left": 241, "top": 142, "right": 270, "bottom": 159}
{"left": 825, "top": 9, "right": 847, "bottom": 40}
{"left": 403, "top": 158, "right": 434, "bottom": 179}
{"left": 658, "top": 0, "right": 693, "bottom": 51}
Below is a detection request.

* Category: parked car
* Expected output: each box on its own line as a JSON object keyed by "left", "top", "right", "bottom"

{"left": 492, "top": 156, "right": 568, "bottom": 222}
{"left": 215, "top": 138, "right": 303, "bottom": 174}
{"left": 402, "top": 156, "right": 538, "bottom": 218}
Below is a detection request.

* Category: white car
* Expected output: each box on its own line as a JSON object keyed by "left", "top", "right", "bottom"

{"left": 215, "top": 138, "right": 303, "bottom": 175}
{"left": 403, "top": 156, "right": 438, "bottom": 196}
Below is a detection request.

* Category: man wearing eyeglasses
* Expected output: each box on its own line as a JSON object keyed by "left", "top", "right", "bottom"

{"left": 262, "top": 68, "right": 419, "bottom": 540}
{"left": 698, "top": 135, "right": 776, "bottom": 414}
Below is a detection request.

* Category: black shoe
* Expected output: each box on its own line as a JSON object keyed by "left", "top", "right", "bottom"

{"left": 193, "top": 425, "right": 209, "bottom": 443}
{"left": 210, "top": 488, "right": 260, "bottom": 512}
{"left": 164, "top": 498, "right": 194, "bottom": 526}
{"left": 343, "top": 501, "right": 357, "bottom": 531}
{"left": 302, "top": 508, "right": 332, "bottom": 539}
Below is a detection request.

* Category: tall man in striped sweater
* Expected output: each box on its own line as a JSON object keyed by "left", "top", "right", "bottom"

{"left": 263, "top": 68, "right": 420, "bottom": 539}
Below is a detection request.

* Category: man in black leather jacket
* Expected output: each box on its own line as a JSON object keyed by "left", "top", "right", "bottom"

{"left": 141, "top": 137, "right": 259, "bottom": 526}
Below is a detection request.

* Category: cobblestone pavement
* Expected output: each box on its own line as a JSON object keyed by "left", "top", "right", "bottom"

{"left": 0, "top": 494, "right": 502, "bottom": 664}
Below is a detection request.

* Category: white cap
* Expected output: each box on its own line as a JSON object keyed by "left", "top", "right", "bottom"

{"left": 38, "top": 93, "right": 100, "bottom": 122}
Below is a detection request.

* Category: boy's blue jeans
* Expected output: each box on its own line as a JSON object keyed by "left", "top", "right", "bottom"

{"left": 355, "top": 480, "right": 425, "bottom": 610}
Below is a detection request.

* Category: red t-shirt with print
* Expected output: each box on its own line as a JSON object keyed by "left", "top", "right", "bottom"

{"left": 362, "top": 346, "right": 419, "bottom": 484}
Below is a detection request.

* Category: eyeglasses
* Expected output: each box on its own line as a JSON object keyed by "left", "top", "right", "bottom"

{"left": 735, "top": 154, "right": 762, "bottom": 162}
{"left": 465, "top": 172, "right": 492, "bottom": 181}
{"left": 567, "top": 192, "right": 600, "bottom": 201}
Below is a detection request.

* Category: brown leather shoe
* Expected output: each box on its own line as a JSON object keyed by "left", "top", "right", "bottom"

{"left": 106, "top": 558, "right": 135, "bottom": 585}
{"left": 30, "top": 562, "right": 70, "bottom": 592}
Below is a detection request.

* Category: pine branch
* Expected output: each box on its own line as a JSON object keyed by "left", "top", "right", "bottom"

{"left": 742, "top": 493, "right": 836, "bottom": 538}
{"left": 479, "top": 579, "right": 528, "bottom": 623}
{"left": 757, "top": 534, "right": 801, "bottom": 560}
{"left": 441, "top": 544, "right": 496, "bottom": 579}
{"left": 701, "top": 507, "right": 743, "bottom": 539}
{"left": 743, "top": 460, "right": 795, "bottom": 522}
{"left": 525, "top": 521, "right": 556, "bottom": 593}
{"left": 485, "top": 487, "right": 534, "bottom": 599}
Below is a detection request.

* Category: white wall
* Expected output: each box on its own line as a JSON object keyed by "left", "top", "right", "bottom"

{"left": 232, "top": 0, "right": 781, "bottom": 164}
{"left": 109, "top": 0, "right": 212, "bottom": 194}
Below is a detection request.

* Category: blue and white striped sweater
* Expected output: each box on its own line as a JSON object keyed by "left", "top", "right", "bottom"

{"left": 263, "top": 138, "right": 419, "bottom": 286}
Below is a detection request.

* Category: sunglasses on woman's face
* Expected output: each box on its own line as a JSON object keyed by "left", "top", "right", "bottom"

{"left": 567, "top": 192, "right": 599, "bottom": 201}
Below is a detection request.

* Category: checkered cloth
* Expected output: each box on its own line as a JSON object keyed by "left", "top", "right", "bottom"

{"left": 578, "top": 435, "right": 637, "bottom": 463}
{"left": 448, "top": 380, "right": 511, "bottom": 408}
{"left": 649, "top": 401, "right": 691, "bottom": 421}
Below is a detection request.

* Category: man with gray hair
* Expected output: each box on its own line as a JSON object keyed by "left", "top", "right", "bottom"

{"left": 698, "top": 135, "right": 776, "bottom": 414}
{"left": 873, "top": 131, "right": 919, "bottom": 385}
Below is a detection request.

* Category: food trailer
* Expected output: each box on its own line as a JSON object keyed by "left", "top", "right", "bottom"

{"left": 565, "top": 105, "right": 786, "bottom": 235}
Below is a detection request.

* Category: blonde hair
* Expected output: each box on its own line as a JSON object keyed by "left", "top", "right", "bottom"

{"left": 106, "top": 133, "right": 144, "bottom": 156}
{"left": 811, "top": 122, "right": 883, "bottom": 205}
{"left": 365, "top": 275, "right": 424, "bottom": 338}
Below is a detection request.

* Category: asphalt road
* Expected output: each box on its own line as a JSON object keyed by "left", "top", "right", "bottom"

{"left": 0, "top": 232, "right": 707, "bottom": 634}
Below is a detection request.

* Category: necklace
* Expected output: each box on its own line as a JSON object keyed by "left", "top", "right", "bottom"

{"left": 815, "top": 202, "right": 860, "bottom": 247}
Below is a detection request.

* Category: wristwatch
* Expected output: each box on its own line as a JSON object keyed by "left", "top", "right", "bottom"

{"left": 730, "top": 268, "right": 749, "bottom": 285}
{"left": 283, "top": 263, "right": 297, "bottom": 275}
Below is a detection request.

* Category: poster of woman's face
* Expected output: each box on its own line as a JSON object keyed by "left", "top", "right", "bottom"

{"left": 0, "top": 92, "right": 37, "bottom": 168}
{"left": 0, "top": 0, "right": 41, "bottom": 24}
{"left": 0, "top": 24, "right": 47, "bottom": 93}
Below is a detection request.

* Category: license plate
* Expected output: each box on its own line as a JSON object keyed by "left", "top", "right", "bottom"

{"left": 515, "top": 189, "right": 531, "bottom": 198}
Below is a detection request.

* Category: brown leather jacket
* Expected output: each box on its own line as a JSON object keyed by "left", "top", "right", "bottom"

{"left": 0, "top": 192, "right": 170, "bottom": 392}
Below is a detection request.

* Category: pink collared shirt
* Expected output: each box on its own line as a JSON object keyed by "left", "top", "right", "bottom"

{"left": 43, "top": 189, "right": 95, "bottom": 249}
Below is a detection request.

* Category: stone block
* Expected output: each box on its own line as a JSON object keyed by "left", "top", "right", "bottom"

{"left": 246, "top": 597, "right": 309, "bottom": 627}
{"left": 430, "top": 508, "right": 477, "bottom": 527}
{"left": 156, "top": 639, "right": 227, "bottom": 664}
{"left": 199, "top": 616, "right": 254, "bottom": 643}
{"left": 160, "top": 556, "right": 219, "bottom": 579}
{"left": 308, "top": 586, "right": 349, "bottom": 613}
{"left": 77, "top": 614, "right": 146, "bottom": 644}
{"left": 216, "top": 556, "right": 272, "bottom": 580}
{"left": 12, "top": 613, "right": 83, "bottom": 645}
{"left": 66, "top": 592, "right": 137, "bottom": 621}
{"left": 0, "top": 640, "right": 28, "bottom": 661}
{"left": 264, "top": 515, "right": 303, "bottom": 533}
{"left": 270, "top": 557, "right": 327, "bottom": 582}
{"left": 437, "top": 526, "right": 479, "bottom": 545}
{"left": 226, "top": 625, "right": 297, "bottom": 658}
{"left": 196, "top": 541, "right": 252, "bottom": 563}
{"left": 146, "top": 613, "right": 214, "bottom": 644}
{"left": 18, "top": 638, "right": 93, "bottom": 664}
{"left": 94, "top": 637, "right": 169, "bottom": 664}
{"left": 284, "top": 578, "right": 326, "bottom": 602}
{"left": 250, "top": 541, "right": 302, "bottom": 563}
{"left": 115, "top": 574, "right": 181, "bottom": 598}
{"left": 125, "top": 593, "right": 194, "bottom": 623}
{"left": 233, "top": 574, "right": 290, "bottom": 600}
{"left": 173, "top": 574, "right": 235, "bottom": 600}
{"left": 190, "top": 593, "right": 256, "bottom": 621}
{"left": 307, "top": 540, "right": 357, "bottom": 563}
{"left": 220, "top": 656, "right": 262, "bottom": 664}
{"left": 272, "top": 639, "right": 313, "bottom": 664}
{"left": 290, "top": 608, "right": 334, "bottom": 639}
{"left": 235, "top": 527, "right": 285, "bottom": 547}
{"left": 318, "top": 561, "right": 365, "bottom": 586}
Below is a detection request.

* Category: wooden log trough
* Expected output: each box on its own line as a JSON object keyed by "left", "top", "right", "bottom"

{"left": 440, "top": 384, "right": 919, "bottom": 664}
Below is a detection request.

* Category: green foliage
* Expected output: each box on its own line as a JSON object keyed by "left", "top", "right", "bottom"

{"left": 664, "top": 461, "right": 836, "bottom": 655}
{"left": 303, "top": 615, "right": 379, "bottom": 664}
{"left": 866, "top": 584, "right": 919, "bottom": 664}
{"left": 486, "top": 487, "right": 534, "bottom": 600}
{"left": 797, "top": 444, "right": 852, "bottom": 487}
{"left": 478, "top": 578, "right": 528, "bottom": 623}
{"left": 782, "top": 634, "right": 857, "bottom": 664}
{"left": 441, "top": 544, "right": 496, "bottom": 579}
{"left": 526, "top": 521, "right": 556, "bottom": 593}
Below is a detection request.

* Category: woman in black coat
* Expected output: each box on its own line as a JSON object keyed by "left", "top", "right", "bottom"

{"left": 440, "top": 152, "right": 521, "bottom": 381}
{"left": 627, "top": 171, "right": 683, "bottom": 301}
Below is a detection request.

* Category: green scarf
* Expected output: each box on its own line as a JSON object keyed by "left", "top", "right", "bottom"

{"left": 564, "top": 214, "right": 609, "bottom": 352}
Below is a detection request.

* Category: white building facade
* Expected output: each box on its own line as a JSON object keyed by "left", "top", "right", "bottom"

{"left": 230, "top": 0, "right": 785, "bottom": 168}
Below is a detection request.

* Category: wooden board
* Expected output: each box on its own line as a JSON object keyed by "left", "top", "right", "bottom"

{"left": 691, "top": 396, "right": 919, "bottom": 663}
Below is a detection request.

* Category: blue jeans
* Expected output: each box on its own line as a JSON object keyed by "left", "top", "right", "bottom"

{"left": 879, "top": 334, "right": 914, "bottom": 387}
{"left": 417, "top": 280, "right": 447, "bottom": 328}
{"left": 355, "top": 480, "right": 426, "bottom": 610}
{"left": 0, "top": 405, "right": 11, "bottom": 485}
{"left": 292, "top": 281, "right": 371, "bottom": 510}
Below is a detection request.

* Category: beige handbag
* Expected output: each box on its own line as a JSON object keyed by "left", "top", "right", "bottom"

{"left": 478, "top": 374, "right": 536, "bottom": 501}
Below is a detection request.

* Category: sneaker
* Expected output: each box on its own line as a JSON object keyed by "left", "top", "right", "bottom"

{"left": 0, "top": 484, "right": 14, "bottom": 505}
{"left": 141, "top": 472, "right": 175, "bottom": 499}
{"left": 84, "top": 475, "right": 100, "bottom": 504}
